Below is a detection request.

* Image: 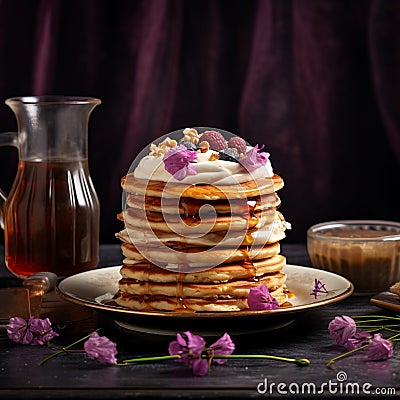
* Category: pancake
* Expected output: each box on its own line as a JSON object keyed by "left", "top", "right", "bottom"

{"left": 114, "top": 286, "right": 288, "bottom": 312}
{"left": 117, "top": 212, "right": 289, "bottom": 247}
{"left": 122, "top": 174, "right": 284, "bottom": 200}
{"left": 118, "top": 270, "right": 286, "bottom": 298}
{"left": 122, "top": 206, "right": 278, "bottom": 234}
{"left": 121, "top": 242, "right": 281, "bottom": 268}
{"left": 126, "top": 192, "right": 281, "bottom": 215}
{"left": 120, "top": 254, "right": 285, "bottom": 283}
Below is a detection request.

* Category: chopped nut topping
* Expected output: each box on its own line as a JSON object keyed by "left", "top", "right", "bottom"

{"left": 180, "top": 128, "right": 201, "bottom": 144}
{"left": 149, "top": 137, "right": 177, "bottom": 157}
{"left": 208, "top": 152, "right": 219, "bottom": 161}
{"left": 199, "top": 141, "right": 210, "bottom": 153}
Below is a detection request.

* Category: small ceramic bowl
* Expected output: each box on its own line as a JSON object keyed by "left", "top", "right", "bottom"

{"left": 307, "top": 220, "right": 400, "bottom": 295}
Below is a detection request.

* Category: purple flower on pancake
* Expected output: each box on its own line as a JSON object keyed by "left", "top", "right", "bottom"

{"left": 84, "top": 332, "right": 118, "bottom": 364}
{"left": 168, "top": 331, "right": 208, "bottom": 376}
{"left": 163, "top": 145, "right": 197, "bottom": 180}
{"left": 367, "top": 333, "right": 393, "bottom": 361}
{"left": 240, "top": 144, "right": 269, "bottom": 172}
{"left": 328, "top": 315, "right": 357, "bottom": 346}
{"left": 209, "top": 333, "right": 235, "bottom": 365}
{"left": 247, "top": 284, "right": 280, "bottom": 310}
{"left": 346, "top": 331, "right": 371, "bottom": 350}
{"left": 7, "top": 316, "right": 58, "bottom": 346}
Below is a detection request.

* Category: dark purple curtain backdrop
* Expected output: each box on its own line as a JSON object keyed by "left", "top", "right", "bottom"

{"left": 0, "top": 0, "right": 399, "bottom": 244}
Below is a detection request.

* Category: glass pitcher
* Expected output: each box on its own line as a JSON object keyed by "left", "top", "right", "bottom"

{"left": 0, "top": 96, "right": 100, "bottom": 278}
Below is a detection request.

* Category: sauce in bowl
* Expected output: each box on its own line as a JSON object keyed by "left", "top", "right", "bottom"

{"left": 307, "top": 221, "right": 400, "bottom": 294}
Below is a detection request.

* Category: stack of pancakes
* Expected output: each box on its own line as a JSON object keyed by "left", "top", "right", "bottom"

{"left": 114, "top": 172, "right": 291, "bottom": 312}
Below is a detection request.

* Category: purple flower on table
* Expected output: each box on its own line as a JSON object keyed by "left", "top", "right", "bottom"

{"left": 168, "top": 331, "right": 208, "bottom": 376}
{"left": 247, "top": 284, "right": 280, "bottom": 311}
{"left": 163, "top": 145, "right": 197, "bottom": 180}
{"left": 367, "top": 333, "right": 393, "bottom": 361}
{"left": 239, "top": 144, "right": 269, "bottom": 172}
{"left": 346, "top": 332, "right": 372, "bottom": 350}
{"left": 328, "top": 315, "right": 357, "bottom": 346}
{"left": 6, "top": 316, "right": 58, "bottom": 346}
{"left": 28, "top": 316, "right": 59, "bottom": 345}
{"left": 84, "top": 332, "right": 118, "bottom": 364}
{"left": 7, "top": 317, "right": 34, "bottom": 345}
{"left": 209, "top": 333, "right": 235, "bottom": 365}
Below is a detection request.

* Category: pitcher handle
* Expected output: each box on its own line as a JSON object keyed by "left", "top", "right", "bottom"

{"left": 0, "top": 131, "right": 18, "bottom": 229}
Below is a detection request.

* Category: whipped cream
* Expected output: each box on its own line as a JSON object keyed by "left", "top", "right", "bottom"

{"left": 133, "top": 149, "right": 274, "bottom": 185}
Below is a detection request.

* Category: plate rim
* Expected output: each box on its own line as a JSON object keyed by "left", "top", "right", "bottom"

{"left": 56, "top": 264, "right": 354, "bottom": 319}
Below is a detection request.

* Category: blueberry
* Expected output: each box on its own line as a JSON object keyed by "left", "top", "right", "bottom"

{"left": 180, "top": 140, "right": 197, "bottom": 151}
{"left": 218, "top": 148, "right": 239, "bottom": 162}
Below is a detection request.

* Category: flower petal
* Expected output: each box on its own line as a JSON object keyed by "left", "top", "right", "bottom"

{"left": 247, "top": 284, "right": 280, "bottom": 310}
{"left": 163, "top": 145, "right": 198, "bottom": 180}
{"left": 346, "top": 332, "right": 371, "bottom": 350}
{"left": 84, "top": 332, "right": 118, "bottom": 364}
{"left": 328, "top": 315, "right": 357, "bottom": 346}
{"left": 240, "top": 144, "right": 269, "bottom": 172}
{"left": 192, "top": 358, "right": 209, "bottom": 376}
{"left": 210, "top": 333, "right": 235, "bottom": 364}
{"left": 367, "top": 333, "right": 393, "bottom": 361}
{"left": 6, "top": 317, "right": 35, "bottom": 345}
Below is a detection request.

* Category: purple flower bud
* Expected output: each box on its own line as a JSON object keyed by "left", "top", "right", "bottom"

{"left": 247, "top": 284, "right": 280, "bottom": 310}
{"left": 169, "top": 331, "right": 205, "bottom": 363}
{"left": 28, "top": 317, "right": 59, "bottom": 345}
{"left": 7, "top": 317, "right": 34, "bottom": 345}
{"left": 84, "top": 332, "right": 118, "bottom": 364}
{"left": 367, "top": 333, "right": 393, "bottom": 361}
{"left": 168, "top": 331, "right": 208, "bottom": 376}
{"left": 346, "top": 331, "right": 371, "bottom": 350}
{"left": 239, "top": 144, "right": 269, "bottom": 172}
{"left": 209, "top": 333, "right": 235, "bottom": 365}
{"left": 328, "top": 315, "right": 357, "bottom": 346}
{"left": 163, "top": 145, "right": 197, "bottom": 180}
{"left": 6, "top": 316, "right": 58, "bottom": 346}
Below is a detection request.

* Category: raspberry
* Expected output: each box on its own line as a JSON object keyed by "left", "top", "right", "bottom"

{"left": 199, "top": 131, "right": 227, "bottom": 151}
{"left": 219, "top": 148, "right": 239, "bottom": 162}
{"left": 228, "top": 136, "right": 247, "bottom": 154}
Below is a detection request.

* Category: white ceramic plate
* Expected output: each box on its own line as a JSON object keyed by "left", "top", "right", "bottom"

{"left": 57, "top": 265, "right": 353, "bottom": 336}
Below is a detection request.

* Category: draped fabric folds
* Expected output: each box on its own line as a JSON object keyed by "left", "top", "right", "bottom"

{"left": 0, "top": 0, "right": 398, "bottom": 243}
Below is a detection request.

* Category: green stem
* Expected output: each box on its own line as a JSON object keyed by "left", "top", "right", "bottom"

{"left": 388, "top": 332, "right": 400, "bottom": 341}
{"left": 122, "top": 354, "right": 309, "bottom": 366}
{"left": 122, "top": 355, "right": 180, "bottom": 363}
{"left": 38, "top": 329, "right": 101, "bottom": 366}
{"left": 211, "top": 354, "right": 310, "bottom": 366}
{"left": 383, "top": 327, "right": 400, "bottom": 334}
{"left": 352, "top": 315, "right": 400, "bottom": 323}
{"left": 327, "top": 343, "right": 369, "bottom": 368}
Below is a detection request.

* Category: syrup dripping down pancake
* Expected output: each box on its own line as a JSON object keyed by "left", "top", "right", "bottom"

{"left": 120, "top": 254, "right": 285, "bottom": 283}
{"left": 114, "top": 286, "right": 288, "bottom": 312}
{"left": 116, "top": 213, "right": 289, "bottom": 248}
{"left": 121, "top": 242, "right": 281, "bottom": 267}
{"left": 118, "top": 271, "right": 286, "bottom": 298}
{"left": 122, "top": 207, "right": 278, "bottom": 234}
{"left": 126, "top": 192, "right": 281, "bottom": 215}
{"left": 122, "top": 174, "right": 284, "bottom": 200}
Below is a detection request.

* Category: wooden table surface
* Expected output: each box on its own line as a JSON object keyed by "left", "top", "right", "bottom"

{"left": 0, "top": 244, "right": 398, "bottom": 399}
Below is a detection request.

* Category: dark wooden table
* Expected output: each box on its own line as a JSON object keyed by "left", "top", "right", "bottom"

{"left": 0, "top": 244, "right": 398, "bottom": 399}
